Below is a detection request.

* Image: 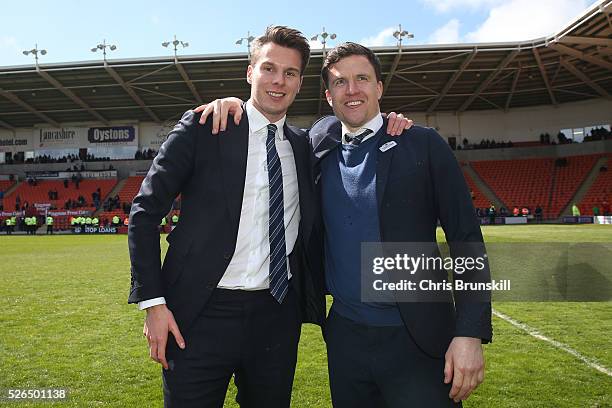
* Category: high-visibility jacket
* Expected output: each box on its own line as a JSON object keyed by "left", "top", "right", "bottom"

{"left": 46, "top": 216, "right": 53, "bottom": 225}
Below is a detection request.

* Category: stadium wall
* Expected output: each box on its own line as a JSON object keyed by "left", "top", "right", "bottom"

{"left": 455, "top": 139, "right": 612, "bottom": 161}
{"left": 0, "top": 98, "right": 610, "bottom": 167}
{"left": 416, "top": 98, "right": 612, "bottom": 144}
{"left": 265, "top": 99, "right": 612, "bottom": 143}
{"left": 0, "top": 160, "right": 150, "bottom": 179}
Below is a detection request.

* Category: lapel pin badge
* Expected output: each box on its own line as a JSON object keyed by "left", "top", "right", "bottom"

{"left": 380, "top": 141, "right": 397, "bottom": 152}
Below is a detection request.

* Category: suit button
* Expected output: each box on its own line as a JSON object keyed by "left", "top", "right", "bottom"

{"left": 206, "top": 283, "right": 214, "bottom": 290}
{"left": 223, "top": 253, "right": 231, "bottom": 261}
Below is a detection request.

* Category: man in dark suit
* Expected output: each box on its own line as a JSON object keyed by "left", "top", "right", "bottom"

{"left": 309, "top": 42, "right": 492, "bottom": 407}
{"left": 128, "top": 26, "right": 327, "bottom": 408}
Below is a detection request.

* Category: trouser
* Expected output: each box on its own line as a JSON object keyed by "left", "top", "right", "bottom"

{"left": 47, "top": 225, "right": 53, "bottom": 234}
{"left": 162, "top": 287, "right": 301, "bottom": 408}
{"left": 325, "top": 309, "right": 460, "bottom": 408}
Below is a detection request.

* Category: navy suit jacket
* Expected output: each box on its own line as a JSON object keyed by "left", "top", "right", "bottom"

{"left": 128, "top": 110, "right": 326, "bottom": 334}
{"left": 310, "top": 115, "right": 492, "bottom": 358}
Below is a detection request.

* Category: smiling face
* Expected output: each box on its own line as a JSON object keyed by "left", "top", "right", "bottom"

{"left": 324, "top": 55, "right": 383, "bottom": 132}
{"left": 247, "top": 42, "right": 303, "bottom": 123}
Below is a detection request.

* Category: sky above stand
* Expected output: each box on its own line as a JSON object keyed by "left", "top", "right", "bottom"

{"left": 0, "top": 0, "right": 600, "bottom": 67}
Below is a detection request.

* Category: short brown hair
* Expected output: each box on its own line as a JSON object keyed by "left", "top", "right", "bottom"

{"left": 250, "top": 26, "right": 310, "bottom": 75}
{"left": 322, "top": 42, "right": 382, "bottom": 88}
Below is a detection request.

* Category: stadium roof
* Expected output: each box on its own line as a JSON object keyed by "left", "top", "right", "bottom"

{"left": 0, "top": 0, "right": 611, "bottom": 130}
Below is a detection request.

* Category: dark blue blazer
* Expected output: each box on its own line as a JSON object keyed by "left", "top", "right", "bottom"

{"left": 128, "top": 110, "right": 326, "bottom": 334}
{"left": 310, "top": 115, "right": 492, "bottom": 358}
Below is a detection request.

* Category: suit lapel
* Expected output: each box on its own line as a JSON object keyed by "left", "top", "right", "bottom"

{"left": 376, "top": 126, "right": 396, "bottom": 214}
{"left": 219, "top": 113, "right": 249, "bottom": 231}
{"left": 313, "top": 136, "right": 340, "bottom": 161}
{"left": 284, "top": 124, "right": 313, "bottom": 245}
{"left": 312, "top": 120, "right": 342, "bottom": 162}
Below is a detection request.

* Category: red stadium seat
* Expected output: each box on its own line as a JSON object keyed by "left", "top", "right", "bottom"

{"left": 3, "top": 179, "right": 117, "bottom": 212}
{"left": 579, "top": 154, "right": 612, "bottom": 216}
{"left": 462, "top": 169, "right": 491, "bottom": 210}
{"left": 0, "top": 180, "right": 15, "bottom": 194}
{"left": 472, "top": 157, "right": 555, "bottom": 218}
{"left": 97, "top": 176, "right": 145, "bottom": 222}
{"left": 471, "top": 154, "right": 600, "bottom": 219}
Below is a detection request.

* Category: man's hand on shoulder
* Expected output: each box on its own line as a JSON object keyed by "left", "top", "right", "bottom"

{"left": 193, "top": 97, "right": 245, "bottom": 133}
{"left": 383, "top": 112, "right": 413, "bottom": 136}
{"left": 143, "top": 304, "right": 185, "bottom": 370}
{"left": 444, "top": 336, "right": 485, "bottom": 403}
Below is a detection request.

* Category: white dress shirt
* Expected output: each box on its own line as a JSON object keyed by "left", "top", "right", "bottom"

{"left": 139, "top": 100, "right": 300, "bottom": 310}
{"left": 341, "top": 113, "right": 383, "bottom": 145}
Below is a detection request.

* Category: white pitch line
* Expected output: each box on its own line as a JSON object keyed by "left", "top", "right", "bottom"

{"left": 492, "top": 309, "right": 612, "bottom": 377}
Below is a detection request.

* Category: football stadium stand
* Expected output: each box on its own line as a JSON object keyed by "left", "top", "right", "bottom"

{"left": 0, "top": 173, "right": 182, "bottom": 232}
{"left": 549, "top": 155, "right": 601, "bottom": 218}
{"left": 97, "top": 176, "right": 145, "bottom": 223}
{"left": 1, "top": 149, "right": 611, "bottom": 232}
{"left": 471, "top": 158, "right": 556, "bottom": 218}
{"left": 1, "top": 150, "right": 611, "bottom": 231}
{"left": 471, "top": 154, "right": 603, "bottom": 219}
{"left": 3, "top": 179, "right": 117, "bottom": 212}
{"left": 462, "top": 169, "right": 492, "bottom": 210}
{"left": 97, "top": 175, "right": 181, "bottom": 232}
{"left": 579, "top": 155, "right": 612, "bottom": 216}
{"left": 1, "top": 179, "right": 118, "bottom": 230}
{"left": 0, "top": 180, "right": 15, "bottom": 194}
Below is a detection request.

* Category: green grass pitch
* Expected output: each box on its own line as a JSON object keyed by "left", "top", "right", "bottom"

{"left": 0, "top": 225, "right": 610, "bottom": 407}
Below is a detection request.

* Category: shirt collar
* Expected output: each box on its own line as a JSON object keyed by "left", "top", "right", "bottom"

{"left": 246, "top": 99, "right": 286, "bottom": 140}
{"left": 341, "top": 113, "right": 383, "bottom": 144}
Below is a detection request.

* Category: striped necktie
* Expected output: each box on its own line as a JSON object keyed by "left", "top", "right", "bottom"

{"left": 345, "top": 128, "right": 373, "bottom": 145}
{"left": 266, "top": 124, "right": 289, "bottom": 303}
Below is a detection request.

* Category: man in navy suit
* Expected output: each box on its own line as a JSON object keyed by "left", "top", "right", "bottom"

{"left": 128, "top": 26, "right": 326, "bottom": 408}
{"left": 310, "top": 42, "right": 492, "bottom": 407}
{"left": 198, "top": 42, "right": 492, "bottom": 407}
